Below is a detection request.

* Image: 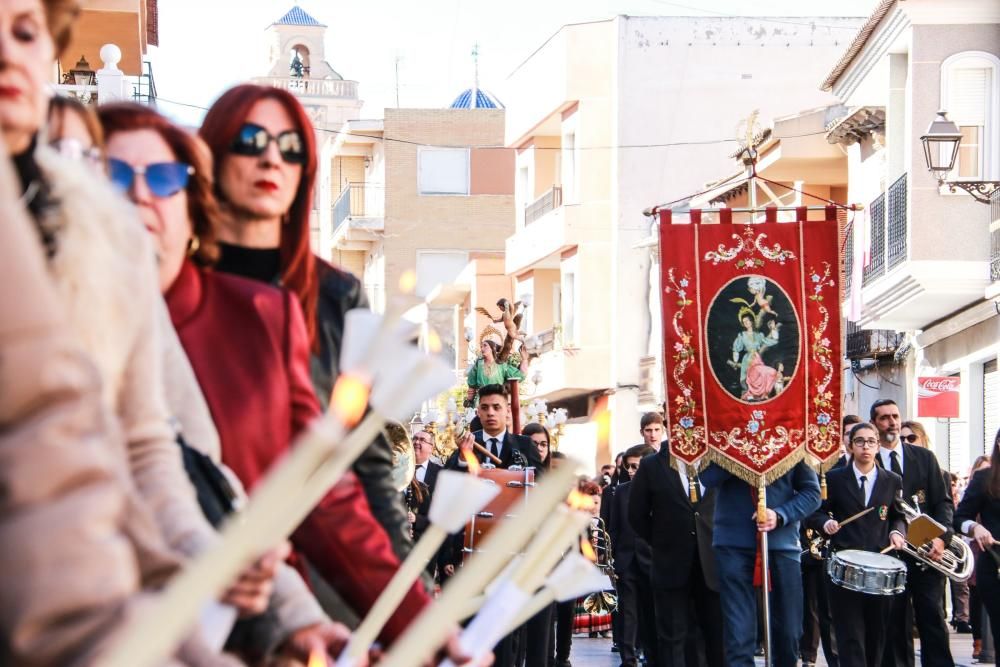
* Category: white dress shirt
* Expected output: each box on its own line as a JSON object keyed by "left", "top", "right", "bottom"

{"left": 852, "top": 463, "right": 877, "bottom": 506}
{"left": 458, "top": 431, "right": 508, "bottom": 467}
{"left": 879, "top": 444, "right": 904, "bottom": 475}
{"left": 415, "top": 461, "right": 428, "bottom": 484}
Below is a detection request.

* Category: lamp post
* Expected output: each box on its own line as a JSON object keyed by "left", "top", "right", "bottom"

{"left": 920, "top": 110, "right": 998, "bottom": 204}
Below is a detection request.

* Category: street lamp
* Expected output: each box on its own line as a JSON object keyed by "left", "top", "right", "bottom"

{"left": 62, "top": 55, "right": 96, "bottom": 86}
{"left": 920, "top": 110, "right": 998, "bottom": 204}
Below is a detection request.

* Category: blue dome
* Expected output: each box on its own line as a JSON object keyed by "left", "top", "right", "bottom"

{"left": 450, "top": 88, "right": 504, "bottom": 109}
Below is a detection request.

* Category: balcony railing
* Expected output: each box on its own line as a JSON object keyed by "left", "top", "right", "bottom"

{"left": 861, "top": 174, "right": 908, "bottom": 287}
{"left": 525, "top": 186, "right": 562, "bottom": 226}
{"left": 991, "top": 188, "right": 1000, "bottom": 283}
{"left": 534, "top": 328, "right": 558, "bottom": 354}
{"left": 845, "top": 320, "right": 904, "bottom": 360}
{"left": 258, "top": 76, "right": 358, "bottom": 99}
{"left": 333, "top": 183, "right": 384, "bottom": 231}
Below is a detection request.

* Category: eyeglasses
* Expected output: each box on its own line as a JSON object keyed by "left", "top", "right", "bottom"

{"left": 901, "top": 434, "right": 920, "bottom": 444}
{"left": 230, "top": 123, "right": 306, "bottom": 164}
{"left": 108, "top": 158, "right": 194, "bottom": 198}
{"left": 624, "top": 462, "right": 640, "bottom": 471}
{"left": 851, "top": 438, "right": 880, "bottom": 449}
{"left": 51, "top": 138, "right": 102, "bottom": 165}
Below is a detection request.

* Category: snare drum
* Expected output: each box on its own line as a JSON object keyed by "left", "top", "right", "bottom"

{"left": 462, "top": 467, "right": 535, "bottom": 559}
{"left": 826, "top": 549, "right": 907, "bottom": 596}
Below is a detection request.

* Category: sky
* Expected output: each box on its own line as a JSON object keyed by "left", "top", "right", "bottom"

{"left": 149, "top": 0, "right": 878, "bottom": 126}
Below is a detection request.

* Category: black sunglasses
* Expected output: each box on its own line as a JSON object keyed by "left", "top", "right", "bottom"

{"left": 230, "top": 123, "right": 306, "bottom": 164}
{"left": 901, "top": 434, "right": 920, "bottom": 444}
{"left": 624, "top": 462, "right": 640, "bottom": 471}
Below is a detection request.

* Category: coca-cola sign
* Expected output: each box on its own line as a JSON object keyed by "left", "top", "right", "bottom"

{"left": 917, "top": 376, "right": 960, "bottom": 418}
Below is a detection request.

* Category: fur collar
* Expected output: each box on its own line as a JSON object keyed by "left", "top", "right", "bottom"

{"left": 35, "top": 145, "right": 159, "bottom": 405}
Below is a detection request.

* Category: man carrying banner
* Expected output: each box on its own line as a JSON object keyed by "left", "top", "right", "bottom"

{"left": 701, "top": 461, "right": 820, "bottom": 667}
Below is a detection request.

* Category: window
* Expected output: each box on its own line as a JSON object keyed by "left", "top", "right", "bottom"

{"left": 415, "top": 250, "right": 468, "bottom": 298}
{"left": 941, "top": 51, "right": 999, "bottom": 181}
{"left": 418, "top": 147, "right": 470, "bottom": 195}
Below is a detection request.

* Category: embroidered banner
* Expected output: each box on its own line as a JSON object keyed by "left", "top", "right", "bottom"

{"left": 658, "top": 208, "right": 843, "bottom": 485}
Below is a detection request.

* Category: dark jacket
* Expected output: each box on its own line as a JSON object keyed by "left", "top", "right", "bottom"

{"left": 807, "top": 465, "right": 906, "bottom": 553}
{"left": 311, "top": 259, "right": 415, "bottom": 560}
{"left": 420, "top": 460, "right": 444, "bottom": 495}
{"left": 700, "top": 460, "right": 821, "bottom": 554}
{"left": 607, "top": 481, "right": 653, "bottom": 576}
{"left": 628, "top": 449, "right": 719, "bottom": 590}
{"left": 955, "top": 468, "right": 1000, "bottom": 538}
{"left": 444, "top": 430, "right": 544, "bottom": 471}
{"left": 875, "top": 442, "right": 954, "bottom": 542}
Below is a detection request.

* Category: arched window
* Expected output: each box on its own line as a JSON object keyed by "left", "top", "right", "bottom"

{"left": 940, "top": 51, "right": 999, "bottom": 181}
{"left": 289, "top": 44, "right": 311, "bottom": 78}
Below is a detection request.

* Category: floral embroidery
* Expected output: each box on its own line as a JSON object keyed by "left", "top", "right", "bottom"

{"left": 704, "top": 224, "right": 797, "bottom": 270}
{"left": 664, "top": 269, "right": 705, "bottom": 458}
{"left": 710, "top": 424, "right": 804, "bottom": 467}
{"left": 805, "top": 262, "right": 838, "bottom": 460}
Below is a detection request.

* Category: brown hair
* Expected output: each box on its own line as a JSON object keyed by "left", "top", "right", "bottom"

{"left": 97, "top": 103, "right": 220, "bottom": 267}
{"left": 48, "top": 95, "right": 104, "bottom": 150}
{"left": 42, "top": 0, "right": 80, "bottom": 57}
{"left": 901, "top": 420, "right": 931, "bottom": 448}
{"left": 640, "top": 412, "right": 664, "bottom": 430}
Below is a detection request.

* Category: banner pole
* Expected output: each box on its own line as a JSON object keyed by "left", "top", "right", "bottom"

{"left": 758, "top": 479, "right": 772, "bottom": 667}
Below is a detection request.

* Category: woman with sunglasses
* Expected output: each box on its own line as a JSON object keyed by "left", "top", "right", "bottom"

{"left": 47, "top": 94, "right": 103, "bottom": 167}
{"left": 899, "top": 420, "right": 932, "bottom": 448}
{"left": 100, "top": 102, "right": 433, "bottom": 653}
{"left": 199, "top": 84, "right": 421, "bottom": 588}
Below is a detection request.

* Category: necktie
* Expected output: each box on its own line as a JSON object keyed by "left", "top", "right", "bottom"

{"left": 859, "top": 475, "right": 867, "bottom": 504}
{"left": 489, "top": 438, "right": 500, "bottom": 459}
{"left": 889, "top": 450, "right": 902, "bottom": 477}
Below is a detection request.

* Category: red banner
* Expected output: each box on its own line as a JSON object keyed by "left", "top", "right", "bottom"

{"left": 658, "top": 210, "right": 843, "bottom": 485}
{"left": 917, "top": 376, "right": 960, "bottom": 418}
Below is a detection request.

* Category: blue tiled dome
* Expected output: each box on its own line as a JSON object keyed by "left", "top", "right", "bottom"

{"left": 274, "top": 6, "right": 325, "bottom": 27}
{"left": 450, "top": 88, "right": 504, "bottom": 109}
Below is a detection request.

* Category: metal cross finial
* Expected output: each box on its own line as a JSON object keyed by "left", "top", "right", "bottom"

{"left": 736, "top": 109, "right": 761, "bottom": 165}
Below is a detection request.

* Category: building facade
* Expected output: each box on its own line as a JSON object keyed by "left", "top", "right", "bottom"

{"left": 502, "top": 15, "right": 863, "bottom": 461}
{"left": 826, "top": 0, "right": 1000, "bottom": 474}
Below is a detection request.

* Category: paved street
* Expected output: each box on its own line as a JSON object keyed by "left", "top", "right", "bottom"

{"left": 567, "top": 633, "right": 991, "bottom": 667}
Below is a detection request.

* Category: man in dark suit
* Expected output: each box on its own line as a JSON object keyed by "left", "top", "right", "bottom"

{"left": 870, "top": 399, "right": 955, "bottom": 667}
{"left": 808, "top": 421, "right": 907, "bottom": 666}
{"left": 608, "top": 444, "right": 656, "bottom": 667}
{"left": 629, "top": 444, "right": 724, "bottom": 667}
{"left": 413, "top": 429, "right": 442, "bottom": 493}
{"left": 442, "top": 384, "right": 542, "bottom": 667}
{"left": 445, "top": 384, "right": 543, "bottom": 472}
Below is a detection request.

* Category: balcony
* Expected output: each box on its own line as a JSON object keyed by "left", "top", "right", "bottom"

{"left": 525, "top": 186, "right": 562, "bottom": 226}
{"left": 257, "top": 76, "right": 359, "bottom": 99}
{"left": 506, "top": 198, "right": 607, "bottom": 275}
{"left": 845, "top": 321, "right": 903, "bottom": 360}
{"left": 332, "top": 183, "right": 383, "bottom": 251}
{"left": 529, "top": 343, "right": 610, "bottom": 404}
{"left": 990, "top": 189, "right": 1000, "bottom": 286}
{"left": 848, "top": 172, "right": 991, "bottom": 331}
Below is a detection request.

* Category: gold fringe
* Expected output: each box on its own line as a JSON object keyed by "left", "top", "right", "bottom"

{"left": 705, "top": 446, "right": 806, "bottom": 488}
{"left": 689, "top": 477, "right": 698, "bottom": 503}
{"left": 820, "top": 472, "right": 827, "bottom": 500}
{"left": 804, "top": 451, "right": 842, "bottom": 475}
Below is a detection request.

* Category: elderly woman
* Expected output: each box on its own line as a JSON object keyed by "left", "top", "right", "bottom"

{"left": 0, "top": 0, "right": 249, "bottom": 664}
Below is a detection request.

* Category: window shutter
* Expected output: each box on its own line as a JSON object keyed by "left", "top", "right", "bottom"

{"left": 949, "top": 67, "right": 988, "bottom": 126}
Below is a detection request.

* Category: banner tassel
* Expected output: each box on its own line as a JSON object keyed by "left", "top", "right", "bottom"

{"left": 689, "top": 476, "right": 698, "bottom": 503}
{"left": 820, "top": 471, "right": 828, "bottom": 500}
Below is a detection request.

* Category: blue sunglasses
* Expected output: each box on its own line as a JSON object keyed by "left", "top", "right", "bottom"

{"left": 108, "top": 158, "right": 194, "bottom": 198}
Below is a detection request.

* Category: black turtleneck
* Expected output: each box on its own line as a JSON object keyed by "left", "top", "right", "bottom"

{"left": 215, "top": 242, "right": 282, "bottom": 285}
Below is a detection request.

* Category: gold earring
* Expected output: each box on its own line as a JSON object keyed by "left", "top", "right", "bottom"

{"left": 187, "top": 236, "right": 201, "bottom": 256}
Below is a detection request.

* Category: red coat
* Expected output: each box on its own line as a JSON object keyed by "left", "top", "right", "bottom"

{"left": 166, "top": 260, "right": 428, "bottom": 642}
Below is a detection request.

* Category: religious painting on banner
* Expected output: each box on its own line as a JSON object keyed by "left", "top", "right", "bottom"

{"left": 657, "top": 208, "right": 843, "bottom": 485}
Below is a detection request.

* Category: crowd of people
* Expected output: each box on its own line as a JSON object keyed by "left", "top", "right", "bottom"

{"left": 3, "top": 2, "right": 1000, "bottom": 667}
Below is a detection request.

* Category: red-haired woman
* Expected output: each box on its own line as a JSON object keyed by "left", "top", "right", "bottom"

{"left": 198, "top": 85, "right": 414, "bottom": 562}
{"left": 99, "top": 103, "right": 428, "bottom": 651}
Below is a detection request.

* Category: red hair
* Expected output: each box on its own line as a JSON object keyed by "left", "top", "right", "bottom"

{"left": 199, "top": 84, "right": 319, "bottom": 345}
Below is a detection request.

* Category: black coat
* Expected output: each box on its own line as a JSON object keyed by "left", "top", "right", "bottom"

{"left": 607, "top": 481, "right": 652, "bottom": 575}
{"left": 419, "top": 460, "right": 444, "bottom": 495}
{"left": 627, "top": 449, "right": 719, "bottom": 591}
{"left": 807, "top": 465, "right": 906, "bottom": 552}
{"left": 875, "top": 443, "right": 953, "bottom": 541}
{"left": 954, "top": 468, "right": 1000, "bottom": 538}
{"left": 444, "top": 431, "right": 544, "bottom": 472}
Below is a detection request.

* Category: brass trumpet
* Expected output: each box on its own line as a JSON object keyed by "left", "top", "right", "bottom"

{"left": 895, "top": 495, "right": 973, "bottom": 583}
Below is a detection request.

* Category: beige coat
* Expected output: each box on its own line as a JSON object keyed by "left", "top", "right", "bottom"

{"left": 0, "top": 151, "right": 177, "bottom": 665}
{"left": 36, "top": 145, "right": 215, "bottom": 558}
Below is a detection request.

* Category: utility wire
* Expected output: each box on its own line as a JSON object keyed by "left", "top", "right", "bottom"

{"left": 154, "top": 95, "right": 835, "bottom": 151}
{"left": 639, "top": 0, "right": 865, "bottom": 30}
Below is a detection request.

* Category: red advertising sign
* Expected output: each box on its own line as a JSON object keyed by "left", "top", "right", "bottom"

{"left": 917, "top": 376, "right": 960, "bottom": 418}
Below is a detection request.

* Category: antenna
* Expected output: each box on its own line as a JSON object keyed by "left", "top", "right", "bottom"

{"left": 394, "top": 53, "right": 402, "bottom": 108}
{"left": 471, "top": 42, "right": 480, "bottom": 108}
